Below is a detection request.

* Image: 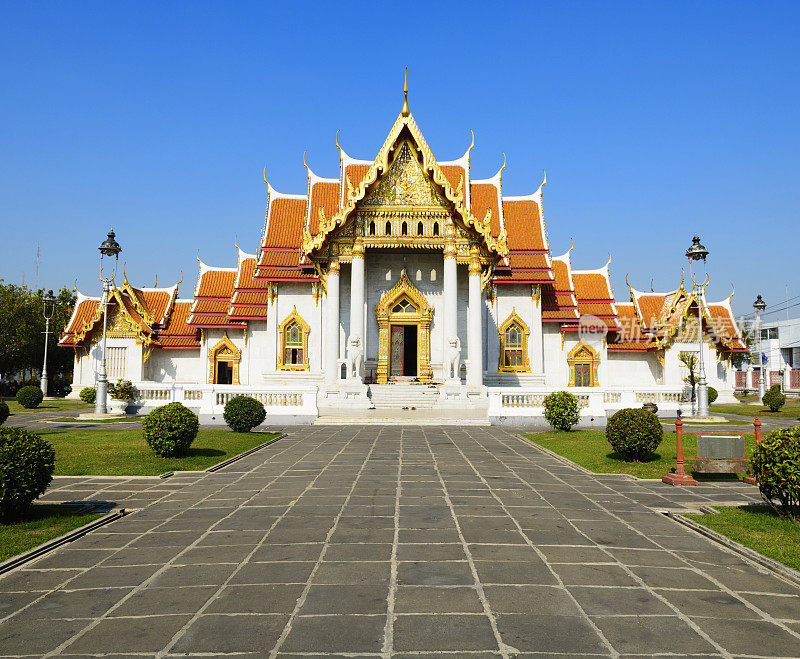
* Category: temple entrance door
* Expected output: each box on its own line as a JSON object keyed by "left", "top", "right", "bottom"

{"left": 217, "top": 361, "right": 233, "bottom": 385}
{"left": 390, "top": 325, "right": 418, "bottom": 377}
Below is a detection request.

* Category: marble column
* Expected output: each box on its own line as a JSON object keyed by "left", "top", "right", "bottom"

{"left": 348, "top": 241, "right": 365, "bottom": 380}
{"left": 467, "top": 248, "right": 482, "bottom": 387}
{"left": 443, "top": 232, "right": 458, "bottom": 380}
{"left": 324, "top": 259, "right": 340, "bottom": 384}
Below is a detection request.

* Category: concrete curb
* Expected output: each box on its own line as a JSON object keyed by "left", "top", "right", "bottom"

{"left": 0, "top": 508, "right": 127, "bottom": 576}
{"left": 667, "top": 511, "right": 800, "bottom": 588}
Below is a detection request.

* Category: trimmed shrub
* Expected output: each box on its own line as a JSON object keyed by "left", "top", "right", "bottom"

{"left": 108, "top": 379, "right": 136, "bottom": 400}
{"left": 750, "top": 426, "right": 800, "bottom": 521}
{"left": 0, "top": 401, "right": 9, "bottom": 426}
{"left": 763, "top": 387, "right": 786, "bottom": 412}
{"left": 0, "top": 428, "right": 56, "bottom": 521}
{"left": 142, "top": 403, "right": 199, "bottom": 457}
{"left": 223, "top": 396, "right": 266, "bottom": 433}
{"left": 606, "top": 408, "right": 664, "bottom": 461}
{"left": 16, "top": 385, "right": 43, "bottom": 409}
{"left": 543, "top": 391, "right": 580, "bottom": 431}
{"left": 79, "top": 387, "right": 96, "bottom": 404}
{"left": 708, "top": 387, "right": 718, "bottom": 404}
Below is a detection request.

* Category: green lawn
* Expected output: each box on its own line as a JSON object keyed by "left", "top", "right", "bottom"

{"left": 685, "top": 506, "right": 800, "bottom": 571}
{"left": 35, "top": 428, "right": 280, "bottom": 476}
{"left": 0, "top": 504, "right": 105, "bottom": 563}
{"left": 3, "top": 398, "right": 93, "bottom": 414}
{"left": 711, "top": 403, "right": 800, "bottom": 419}
{"left": 524, "top": 429, "right": 756, "bottom": 480}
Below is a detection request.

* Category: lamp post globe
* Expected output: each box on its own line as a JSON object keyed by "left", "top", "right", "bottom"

{"left": 40, "top": 289, "right": 56, "bottom": 397}
{"left": 753, "top": 294, "right": 767, "bottom": 399}
{"left": 95, "top": 229, "right": 122, "bottom": 415}
{"left": 686, "top": 234, "right": 709, "bottom": 417}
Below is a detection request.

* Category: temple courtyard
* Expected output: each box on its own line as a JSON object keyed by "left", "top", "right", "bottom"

{"left": 2, "top": 425, "right": 800, "bottom": 657}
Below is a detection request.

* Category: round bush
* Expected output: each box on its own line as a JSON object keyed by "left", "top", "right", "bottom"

{"left": 16, "top": 385, "right": 44, "bottom": 409}
{"left": 763, "top": 387, "right": 786, "bottom": 412}
{"left": 0, "top": 428, "right": 55, "bottom": 521}
{"left": 142, "top": 402, "right": 199, "bottom": 457}
{"left": 707, "top": 386, "right": 718, "bottom": 404}
{"left": 79, "top": 387, "right": 96, "bottom": 404}
{"left": 606, "top": 408, "right": 664, "bottom": 461}
{"left": 223, "top": 396, "right": 266, "bottom": 433}
{"left": 0, "top": 401, "right": 9, "bottom": 426}
{"left": 750, "top": 426, "right": 800, "bottom": 520}
{"left": 543, "top": 391, "right": 580, "bottom": 431}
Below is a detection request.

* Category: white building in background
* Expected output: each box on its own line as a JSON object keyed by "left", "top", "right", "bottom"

{"left": 59, "top": 94, "right": 748, "bottom": 424}
{"left": 738, "top": 317, "right": 800, "bottom": 393}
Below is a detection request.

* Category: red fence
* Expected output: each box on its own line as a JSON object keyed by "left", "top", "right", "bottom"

{"left": 790, "top": 370, "right": 800, "bottom": 390}
{"left": 752, "top": 371, "right": 760, "bottom": 388}
{"left": 770, "top": 371, "right": 782, "bottom": 386}
{"left": 735, "top": 371, "right": 746, "bottom": 388}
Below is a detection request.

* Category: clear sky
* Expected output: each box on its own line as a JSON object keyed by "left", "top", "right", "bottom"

{"left": 2, "top": 1, "right": 798, "bottom": 321}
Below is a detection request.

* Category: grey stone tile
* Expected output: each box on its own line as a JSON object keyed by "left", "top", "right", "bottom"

{"left": 630, "top": 566, "right": 720, "bottom": 590}
{"left": 398, "top": 560, "right": 473, "bottom": 586}
{"left": 695, "top": 617, "right": 800, "bottom": 655}
{"left": 595, "top": 615, "right": 721, "bottom": 655}
{"left": 474, "top": 560, "right": 558, "bottom": 585}
{"left": 568, "top": 586, "right": 675, "bottom": 616}
{"left": 230, "top": 560, "right": 316, "bottom": 584}
{"left": 109, "top": 585, "right": 219, "bottom": 616}
{"left": 312, "top": 560, "right": 390, "bottom": 585}
{"left": 171, "top": 613, "right": 288, "bottom": 653}
{"left": 23, "top": 586, "right": 132, "bottom": 619}
{"left": 741, "top": 592, "right": 800, "bottom": 621}
{"left": 553, "top": 563, "right": 640, "bottom": 587}
{"left": 0, "top": 616, "right": 90, "bottom": 655}
{"left": 300, "top": 584, "right": 388, "bottom": 614}
{"left": 173, "top": 543, "right": 255, "bottom": 564}
{"left": 467, "top": 543, "right": 542, "bottom": 561}
{"left": 658, "top": 588, "right": 762, "bottom": 619}
{"left": 281, "top": 614, "right": 385, "bottom": 652}
{"left": 64, "top": 614, "right": 192, "bottom": 654}
{"left": 483, "top": 585, "right": 583, "bottom": 615}
{"left": 251, "top": 542, "right": 323, "bottom": 561}
{"left": 323, "top": 542, "right": 393, "bottom": 561}
{"left": 537, "top": 545, "right": 614, "bottom": 564}
{"left": 102, "top": 544, "right": 184, "bottom": 566}
{"left": 67, "top": 564, "right": 161, "bottom": 589}
{"left": 493, "top": 613, "right": 608, "bottom": 653}
{"left": 394, "top": 585, "right": 483, "bottom": 613}
{"left": 393, "top": 613, "right": 498, "bottom": 651}
{"left": 29, "top": 548, "right": 118, "bottom": 569}
{"left": 0, "top": 568, "right": 82, "bottom": 592}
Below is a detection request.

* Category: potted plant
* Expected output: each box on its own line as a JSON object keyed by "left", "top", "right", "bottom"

{"left": 107, "top": 379, "right": 137, "bottom": 414}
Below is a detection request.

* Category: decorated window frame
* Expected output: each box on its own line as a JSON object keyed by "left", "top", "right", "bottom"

{"left": 498, "top": 309, "right": 530, "bottom": 372}
{"left": 567, "top": 341, "right": 600, "bottom": 387}
{"left": 278, "top": 306, "right": 310, "bottom": 371}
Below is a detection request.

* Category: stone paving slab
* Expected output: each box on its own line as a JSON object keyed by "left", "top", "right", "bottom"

{"left": 0, "top": 425, "right": 798, "bottom": 657}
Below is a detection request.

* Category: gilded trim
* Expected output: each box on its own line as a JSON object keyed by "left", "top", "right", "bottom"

{"left": 208, "top": 332, "right": 241, "bottom": 384}
{"left": 567, "top": 342, "right": 600, "bottom": 387}
{"left": 498, "top": 308, "right": 531, "bottom": 373}
{"left": 277, "top": 306, "right": 310, "bottom": 371}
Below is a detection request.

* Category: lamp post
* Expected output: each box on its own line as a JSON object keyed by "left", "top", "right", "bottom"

{"left": 753, "top": 294, "right": 766, "bottom": 400}
{"left": 40, "top": 289, "right": 56, "bottom": 397}
{"left": 686, "top": 234, "right": 709, "bottom": 417}
{"left": 95, "top": 229, "right": 122, "bottom": 415}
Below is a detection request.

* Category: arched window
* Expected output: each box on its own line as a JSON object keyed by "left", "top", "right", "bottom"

{"left": 498, "top": 309, "right": 530, "bottom": 372}
{"left": 433, "top": 222, "right": 440, "bottom": 236}
{"left": 417, "top": 221, "right": 424, "bottom": 236}
{"left": 278, "top": 307, "right": 310, "bottom": 371}
{"left": 567, "top": 342, "right": 599, "bottom": 387}
{"left": 208, "top": 333, "right": 242, "bottom": 384}
{"left": 385, "top": 220, "right": 392, "bottom": 235}
{"left": 401, "top": 221, "right": 408, "bottom": 236}
{"left": 369, "top": 221, "right": 376, "bottom": 236}
{"left": 391, "top": 298, "right": 417, "bottom": 314}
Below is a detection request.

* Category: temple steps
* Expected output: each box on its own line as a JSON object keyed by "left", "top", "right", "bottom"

{"left": 314, "top": 407, "right": 490, "bottom": 426}
{"left": 367, "top": 383, "right": 442, "bottom": 409}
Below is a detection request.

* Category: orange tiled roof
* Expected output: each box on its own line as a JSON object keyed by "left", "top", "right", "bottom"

{"left": 470, "top": 182, "right": 501, "bottom": 237}
{"left": 264, "top": 198, "right": 307, "bottom": 249}
{"left": 440, "top": 165, "right": 465, "bottom": 195}
{"left": 541, "top": 257, "right": 579, "bottom": 322}
{"left": 308, "top": 180, "right": 340, "bottom": 236}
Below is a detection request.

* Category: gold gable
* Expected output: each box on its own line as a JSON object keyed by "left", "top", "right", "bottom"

{"left": 361, "top": 141, "right": 451, "bottom": 211}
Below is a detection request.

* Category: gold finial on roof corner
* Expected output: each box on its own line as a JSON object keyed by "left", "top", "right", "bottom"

{"left": 468, "top": 130, "right": 475, "bottom": 161}
{"left": 401, "top": 68, "right": 410, "bottom": 117}
{"left": 196, "top": 250, "right": 201, "bottom": 263}
{"left": 73, "top": 278, "right": 78, "bottom": 293}
{"left": 234, "top": 235, "right": 239, "bottom": 251}
{"left": 177, "top": 270, "right": 183, "bottom": 286}
{"left": 302, "top": 150, "right": 309, "bottom": 176}
{"left": 263, "top": 165, "right": 268, "bottom": 186}
{"left": 729, "top": 282, "right": 735, "bottom": 299}
{"left": 335, "top": 129, "right": 341, "bottom": 150}
{"left": 500, "top": 152, "right": 506, "bottom": 178}
{"left": 154, "top": 274, "right": 157, "bottom": 287}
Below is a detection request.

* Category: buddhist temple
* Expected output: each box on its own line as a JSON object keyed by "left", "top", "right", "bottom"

{"left": 60, "top": 84, "right": 746, "bottom": 424}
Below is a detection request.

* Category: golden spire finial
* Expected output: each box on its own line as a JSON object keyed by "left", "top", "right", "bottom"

{"left": 176, "top": 270, "right": 183, "bottom": 286}
{"left": 302, "top": 150, "right": 309, "bottom": 175}
{"left": 234, "top": 235, "right": 239, "bottom": 251}
{"left": 401, "top": 68, "right": 410, "bottom": 117}
{"left": 263, "top": 165, "right": 268, "bottom": 186}
{"left": 154, "top": 273, "right": 157, "bottom": 287}
{"left": 499, "top": 152, "right": 507, "bottom": 179}
{"left": 335, "top": 129, "right": 341, "bottom": 150}
{"left": 196, "top": 250, "right": 201, "bottom": 263}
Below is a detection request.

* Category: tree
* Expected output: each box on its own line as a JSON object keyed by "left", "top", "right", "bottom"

{"left": 0, "top": 282, "right": 76, "bottom": 387}
{"left": 679, "top": 351, "right": 698, "bottom": 402}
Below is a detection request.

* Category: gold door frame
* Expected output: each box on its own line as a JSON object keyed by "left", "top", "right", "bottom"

{"left": 375, "top": 269, "right": 433, "bottom": 383}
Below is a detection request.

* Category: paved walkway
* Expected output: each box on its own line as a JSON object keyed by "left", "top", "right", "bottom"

{"left": 1, "top": 425, "right": 799, "bottom": 657}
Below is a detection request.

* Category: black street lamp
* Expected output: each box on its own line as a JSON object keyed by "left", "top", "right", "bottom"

{"left": 40, "top": 289, "right": 56, "bottom": 397}
{"left": 686, "top": 234, "right": 709, "bottom": 417}
{"left": 95, "top": 229, "right": 122, "bottom": 414}
{"left": 753, "top": 294, "right": 767, "bottom": 399}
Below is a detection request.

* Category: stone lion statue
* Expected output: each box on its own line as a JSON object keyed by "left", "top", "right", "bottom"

{"left": 444, "top": 335, "right": 461, "bottom": 381}
{"left": 346, "top": 335, "right": 363, "bottom": 380}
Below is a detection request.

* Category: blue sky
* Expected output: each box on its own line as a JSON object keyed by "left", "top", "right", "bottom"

{"left": 1, "top": 1, "right": 798, "bottom": 320}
